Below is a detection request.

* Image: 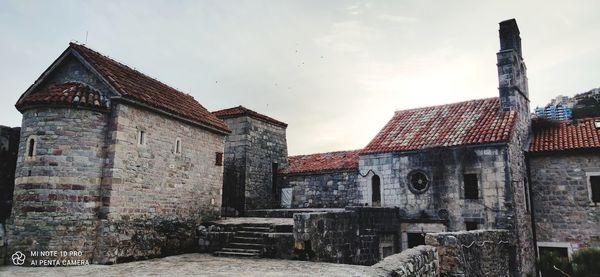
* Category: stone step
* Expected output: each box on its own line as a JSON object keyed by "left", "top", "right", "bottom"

{"left": 228, "top": 242, "right": 265, "bottom": 249}
{"left": 240, "top": 226, "right": 271, "bottom": 232}
{"left": 233, "top": 236, "right": 263, "bottom": 243}
{"left": 235, "top": 231, "right": 266, "bottom": 237}
{"left": 220, "top": 247, "right": 261, "bottom": 254}
{"left": 213, "top": 251, "right": 260, "bottom": 258}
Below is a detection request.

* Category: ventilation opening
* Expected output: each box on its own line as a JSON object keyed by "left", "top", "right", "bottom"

{"left": 372, "top": 175, "right": 381, "bottom": 207}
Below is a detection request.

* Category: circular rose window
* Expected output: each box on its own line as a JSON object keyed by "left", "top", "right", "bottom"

{"left": 407, "top": 170, "right": 429, "bottom": 194}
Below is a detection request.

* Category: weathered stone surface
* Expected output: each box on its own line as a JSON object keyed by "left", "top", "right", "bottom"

{"left": 7, "top": 108, "right": 109, "bottom": 264}
{"left": 372, "top": 245, "right": 439, "bottom": 277}
{"left": 282, "top": 170, "right": 359, "bottom": 208}
{"left": 293, "top": 207, "right": 402, "bottom": 266}
{"left": 530, "top": 152, "right": 600, "bottom": 249}
{"left": 426, "top": 230, "right": 515, "bottom": 276}
{"left": 96, "top": 103, "right": 224, "bottom": 263}
{"left": 219, "top": 115, "right": 288, "bottom": 215}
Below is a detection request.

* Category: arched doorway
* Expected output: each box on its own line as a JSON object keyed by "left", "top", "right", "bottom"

{"left": 372, "top": 175, "right": 381, "bottom": 207}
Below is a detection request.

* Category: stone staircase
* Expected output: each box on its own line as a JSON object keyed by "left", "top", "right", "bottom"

{"left": 213, "top": 224, "right": 273, "bottom": 258}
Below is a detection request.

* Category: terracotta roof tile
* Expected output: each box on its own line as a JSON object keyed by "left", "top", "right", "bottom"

{"left": 213, "top": 106, "right": 287, "bottom": 128}
{"left": 16, "top": 82, "right": 109, "bottom": 110}
{"left": 68, "top": 43, "right": 229, "bottom": 134}
{"left": 530, "top": 117, "right": 600, "bottom": 152}
{"left": 362, "top": 97, "right": 517, "bottom": 154}
{"left": 282, "top": 150, "right": 360, "bottom": 175}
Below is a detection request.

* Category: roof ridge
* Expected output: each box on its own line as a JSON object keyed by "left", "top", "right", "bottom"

{"left": 394, "top": 97, "right": 499, "bottom": 114}
{"left": 66, "top": 42, "right": 230, "bottom": 134}
{"left": 289, "top": 149, "right": 361, "bottom": 158}
{"left": 69, "top": 43, "right": 196, "bottom": 100}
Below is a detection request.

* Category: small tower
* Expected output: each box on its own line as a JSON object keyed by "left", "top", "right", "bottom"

{"left": 497, "top": 19, "right": 530, "bottom": 119}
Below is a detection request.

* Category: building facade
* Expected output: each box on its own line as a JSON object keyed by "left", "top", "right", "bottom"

{"left": 7, "top": 43, "right": 229, "bottom": 264}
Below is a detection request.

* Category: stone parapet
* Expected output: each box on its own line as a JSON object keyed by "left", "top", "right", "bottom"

{"left": 372, "top": 245, "right": 439, "bottom": 277}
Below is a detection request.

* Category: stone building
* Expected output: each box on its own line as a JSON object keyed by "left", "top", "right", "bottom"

{"left": 529, "top": 118, "right": 600, "bottom": 259}
{"left": 7, "top": 43, "right": 230, "bottom": 263}
{"left": 279, "top": 19, "right": 536, "bottom": 276}
{"left": 280, "top": 150, "right": 360, "bottom": 208}
{"left": 213, "top": 106, "right": 288, "bottom": 215}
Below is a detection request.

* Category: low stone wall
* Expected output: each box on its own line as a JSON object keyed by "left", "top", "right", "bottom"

{"left": 293, "top": 207, "right": 402, "bottom": 265}
{"left": 425, "top": 230, "right": 516, "bottom": 277}
{"left": 95, "top": 217, "right": 198, "bottom": 264}
{"left": 372, "top": 245, "right": 439, "bottom": 277}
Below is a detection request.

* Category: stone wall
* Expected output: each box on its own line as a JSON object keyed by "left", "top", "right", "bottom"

{"left": 293, "top": 207, "right": 402, "bottom": 265}
{"left": 357, "top": 145, "right": 510, "bottom": 231}
{"left": 530, "top": 151, "right": 600, "bottom": 249}
{"left": 220, "top": 116, "right": 249, "bottom": 216}
{"left": 425, "top": 230, "right": 515, "bottom": 277}
{"left": 96, "top": 103, "right": 224, "bottom": 263}
{"left": 281, "top": 170, "right": 359, "bottom": 208}
{"left": 0, "top": 126, "right": 20, "bottom": 224}
{"left": 220, "top": 115, "right": 288, "bottom": 214}
{"left": 372, "top": 245, "right": 439, "bottom": 277}
{"left": 7, "top": 107, "right": 109, "bottom": 263}
{"left": 244, "top": 117, "right": 288, "bottom": 210}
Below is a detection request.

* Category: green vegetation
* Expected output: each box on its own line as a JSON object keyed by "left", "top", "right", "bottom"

{"left": 537, "top": 247, "right": 600, "bottom": 277}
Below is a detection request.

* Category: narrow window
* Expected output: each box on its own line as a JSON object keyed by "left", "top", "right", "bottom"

{"left": 465, "top": 222, "right": 478, "bottom": 231}
{"left": 175, "top": 138, "right": 182, "bottom": 154}
{"left": 524, "top": 177, "right": 531, "bottom": 212}
{"left": 215, "top": 152, "right": 223, "bottom": 166}
{"left": 372, "top": 175, "right": 381, "bottom": 207}
{"left": 463, "top": 174, "right": 479, "bottom": 199}
{"left": 590, "top": 176, "right": 600, "bottom": 205}
{"left": 138, "top": 130, "right": 145, "bottom": 145}
{"left": 27, "top": 137, "right": 35, "bottom": 157}
{"left": 272, "top": 162, "right": 278, "bottom": 194}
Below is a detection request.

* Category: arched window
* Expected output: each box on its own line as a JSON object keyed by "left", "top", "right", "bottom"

{"left": 372, "top": 175, "right": 381, "bottom": 207}
{"left": 27, "top": 137, "right": 36, "bottom": 158}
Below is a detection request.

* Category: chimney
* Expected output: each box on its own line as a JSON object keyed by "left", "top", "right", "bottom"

{"left": 497, "top": 19, "right": 529, "bottom": 115}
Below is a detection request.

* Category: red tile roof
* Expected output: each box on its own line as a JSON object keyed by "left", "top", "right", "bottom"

{"left": 282, "top": 150, "right": 360, "bottom": 175}
{"left": 530, "top": 117, "right": 600, "bottom": 152}
{"left": 68, "top": 43, "right": 230, "bottom": 134}
{"left": 16, "top": 82, "right": 109, "bottom": 110}
{"left": 213, "top": 106, "right": 287, "bottom": 128}
{"left": 362, "top": 98, "right": 517, "bottom": 154}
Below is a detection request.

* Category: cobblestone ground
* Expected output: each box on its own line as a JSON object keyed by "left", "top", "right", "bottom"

{"left": 1, "top": 253, "right": 387, "bottom": 277}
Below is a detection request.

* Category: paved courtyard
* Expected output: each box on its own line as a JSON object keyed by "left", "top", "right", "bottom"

{"left": 1, "top": 253, "right": 387, "bottom": 277}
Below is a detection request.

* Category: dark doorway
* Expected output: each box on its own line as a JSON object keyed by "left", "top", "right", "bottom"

{"left": 372, "top": 175, "right": 381, "bottom": 207}
{"left": 407, "top": 233, "right": 425, "bottom": 248}
{"left": 272, "top": 162, "right": 278, "bottom": 194}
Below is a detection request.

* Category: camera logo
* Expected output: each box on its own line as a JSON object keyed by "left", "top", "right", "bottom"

{"left": 11, "top": 251, "right": 26, "bottom": 266}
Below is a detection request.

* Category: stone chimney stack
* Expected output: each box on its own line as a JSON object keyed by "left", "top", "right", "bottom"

{"left": 497, "top": 19, "right": 529, "bottom": 115}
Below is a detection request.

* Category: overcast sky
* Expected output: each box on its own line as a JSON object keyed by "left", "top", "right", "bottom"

{"left": 1, "top": 1, "right": 598, "bottom": 155}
